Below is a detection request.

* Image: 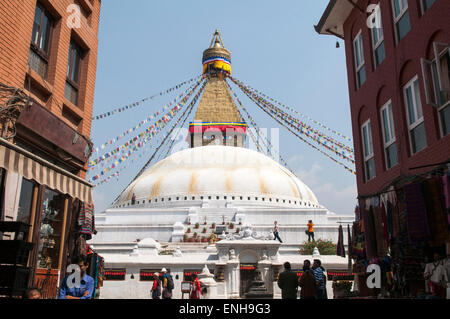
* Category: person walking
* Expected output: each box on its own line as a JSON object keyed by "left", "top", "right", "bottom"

{"left": 273, "top": 221, "right": 283, "bottom": 243}
{"left": 151, "top": 273, "right": 161, "bottom": 299}
{"left": 190, "top": 274, "right": 201, "bottom": 299}
{"left": 58, "top": 257, "right": 94, "bottom": 299}
{"left": 162, "top": 268, "right": 174, "bottom": 299}
{"left": 306, "top": 220, "right": 315, "bottom": 242}
{"left": 298, "top": 260, "right": 317, "bottom": 299}
{"left": 312, "top": 259, "right": 326, "bottom": 299}
{"left": 277, "top": 262, "right": 299, "bottom": 299}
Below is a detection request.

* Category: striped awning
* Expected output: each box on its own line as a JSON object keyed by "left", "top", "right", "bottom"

{"left": 0, "top": 138, "right": 93, "bottom": 204}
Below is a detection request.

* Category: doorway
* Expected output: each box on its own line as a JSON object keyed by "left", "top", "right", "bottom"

{"left": 240, "top": 263, "right": 257, "bottom": 297}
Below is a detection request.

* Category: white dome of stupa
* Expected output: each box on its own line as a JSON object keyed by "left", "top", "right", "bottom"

{"left": 114, "top": 145, "right": 320, "bottom": 209}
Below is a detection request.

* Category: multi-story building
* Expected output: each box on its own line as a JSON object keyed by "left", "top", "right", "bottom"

{"left": 315, "top": 0, "right": 449, "bottom": 297}
{"left": 0, "top": 0, "right": 101, "bottom": 298}
{"left": 316, "top": 0, "right": 449, "bottom": 197}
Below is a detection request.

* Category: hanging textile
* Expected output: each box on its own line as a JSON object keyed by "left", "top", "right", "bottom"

{"left": 422, "top": 177, "right": 449, "bottom": 246}
{"left": 404, "top": 182, "right": 430, "bottom": 244}
{"left": 351, "top": 222, "right": 365, "bottom": 258}
{"left": 385, "top": 200, "right": 394, "bottom": 242}
{"left": 347, "top": 224, "right": 352, "bottom": 257}
{"left": 442, "top": 174, "right": 450, "bottom": 225}
{"left": 372, "top": 204, "right": 387, "bottom": 257}
{"left": 75, "top": 235, "right": 87, "bottom": 258}
{"left": 336, "top": 225, "right": 346, "bottom": 257}
{"left": 78, "top": 202, "right": 95, "bottom": 240}
{"left": 363, "top": 205, "right": 377, "bottom": 260}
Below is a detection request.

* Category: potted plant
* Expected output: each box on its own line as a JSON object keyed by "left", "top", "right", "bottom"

{"left": 211, "top": 223, "right": 216, "bottom": 229}
{"left": 187, "top": 237, "right": 194, "bottom": 243}
{"left": 193, "top": 232, "right": 198, "bottom": 238}
{"left": 201, "top": 237, "right": 208, "bottom": 243}
{"left": 187, "top": 217, "right": 191, "bottom": 225}
{"left": 186, "top": 228, "right": 191, "bottom": 234}
{"left": 235, "top": 227, "right": 240, "bottom": 233}
{"left": 195, "top": 237, "right": 200, "bottom": 243}
{"left": 229, "top": 223, "right": 235, "bottom": 230}
{"left": 202, "top": 227, "right": 207, "bottom": 234}
{"left": 195, "top": 223, "right": 200, "bottom": 229}
{"left": 332, "top": 280, "right": 353, "bottom": 298}
{"left": 183, "top": 234, "right": 189, "bottom": 242}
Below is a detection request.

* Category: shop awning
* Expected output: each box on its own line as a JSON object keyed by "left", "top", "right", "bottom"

{"left": 0, "top": 138, "right": 93, "bottom": 204}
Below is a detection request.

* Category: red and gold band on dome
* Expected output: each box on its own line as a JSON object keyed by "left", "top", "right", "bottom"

{"left": 189, "top": 122, "right": 247, "bottom": 134}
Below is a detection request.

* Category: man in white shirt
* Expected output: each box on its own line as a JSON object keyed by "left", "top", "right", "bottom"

{"left": 424, "top": 253, "right": 448, "bottom": 298}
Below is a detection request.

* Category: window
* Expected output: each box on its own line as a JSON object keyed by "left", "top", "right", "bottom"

{"left": 391, "top": 0, "right": 411, "bottom": 42}
{"left": 404, "top": 76, "right": 427, "bottom": 154}
{"left": 140, "top": 269, "right": 164, "bottom": 281}
{"left": 28, "top": 3, "right": 53, "bottom": 79}
{"left": 421, "top": 0, "right": 436, "bottom": 12}
{"left": 421, "top": 44, "right": 450, "bottom": 137}
{"left": 380, "top": 101, "right": 398, "bottom": 169}
{"left": 105, "top": 269, "right": 126, "bottom": 281}
{"left": 65, "top": 41, "right": 83, "bottom": 105}
{"left": 353, "top": 31, "right": 366, "bottom": 88}
{"left": 370, "top": 4, "right": 386, "bottom": 67}
{"left": 361, "top": 120, "right": 376, "bottom": 181}
{"left": 184, "top": 270, "right": 202, "bottom": 282}
{"left": 36, "top": 189, "right": 65, "bottom": 270}
{"left": 17, "top": 179, "right": 36, "bottom": 224}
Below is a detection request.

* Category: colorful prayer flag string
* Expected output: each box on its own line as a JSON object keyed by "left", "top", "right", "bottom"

{"left": 93, "top": 81, "right": 199, "bottom": 151}
{"left": 228, "top": 76, "right": 353, "bottom": 143}
{"left": 88, "top": 79, "right": 207, "bottom": 183}
{"left": 227, "top": 79, "right": 356, "bottom": 175}
{"left": 229, "top": 76, "right": 355, "bottom": 164}
{"left": 89, "top": 78, "right": 205, "bottom": 170}
{"left": 92, "top": 75, "right": 202, "bottom": 121}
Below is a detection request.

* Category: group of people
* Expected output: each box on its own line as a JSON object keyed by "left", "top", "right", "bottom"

{"left": 150, "top": 268, "right": 175, "bottom": 299}
{"left": 273, "top": 220, "right": 315, "bottom": 243}
{"left": 277, "top": 260, "right": 327, "bottom": 299}
{"left": 150, "top": 270, "right": 204, "bottom": 299}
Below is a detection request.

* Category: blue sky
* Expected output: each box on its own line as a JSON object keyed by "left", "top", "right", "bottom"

{"left": 90, "top": 0, "right": 357, "bottom": 215}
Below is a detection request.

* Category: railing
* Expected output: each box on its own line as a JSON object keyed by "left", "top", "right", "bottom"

{"left": 28, "top": 49, "right": 48, "bottom": 80}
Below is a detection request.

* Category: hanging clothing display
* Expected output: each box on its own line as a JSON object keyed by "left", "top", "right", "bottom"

{"left": 347, "top": 224, "right": 352, "bottom": 257}
{"left": 422, "top": 177, "right": 450, "bottom": 247}
{"left": 363, "top": 206, "right": 377, "bottom": 260}
{"left": 442, "top": 174, "right": 450, "bottom": 225}
{"left": 403, "top": 183, "right": 430, "bottom": 244}
{"left": 372, "top": 204, "right": 388, "bottom": 258}
{"left": 78, "top": 202, "right": 95, "bottom": 240}
{"left": 336, "top": 225, "right": 345, "bottom": 257}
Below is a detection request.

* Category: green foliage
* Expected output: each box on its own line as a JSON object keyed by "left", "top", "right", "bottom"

{"left": 299, "top": 239, "right": 337, "bottom": 255}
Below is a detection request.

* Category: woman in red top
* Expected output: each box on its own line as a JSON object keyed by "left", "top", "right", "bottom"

{"left": 190, "top": 274, "right": 201, "bottom": 299}
{"left": 151, "top": 273, "right": 161, "bottom": 299}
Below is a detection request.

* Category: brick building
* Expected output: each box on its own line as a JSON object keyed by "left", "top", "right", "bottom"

{"left": 316, "top": 0, "right": 449, "bottom": 298}
{"left": 316, "top": 0, "right": 449, "bottom": 197}
{"left": 0, "top": 0, "right": 101, "bottom": 298}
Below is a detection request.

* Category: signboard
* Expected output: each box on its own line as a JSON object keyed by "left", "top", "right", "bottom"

{"left": 181, "top": 281, "right": 191, "bottom": 292}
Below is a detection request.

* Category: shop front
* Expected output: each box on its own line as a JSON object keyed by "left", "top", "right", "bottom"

{"left": 350, "top": 164, "right": 450, "bottom": 299}
{"left": 0, "top": 138, "right": 95, "bottom": 298}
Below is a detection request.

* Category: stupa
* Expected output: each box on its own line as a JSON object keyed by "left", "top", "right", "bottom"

{"left": 90, "top": 30, "right": 353, "bottom": 299}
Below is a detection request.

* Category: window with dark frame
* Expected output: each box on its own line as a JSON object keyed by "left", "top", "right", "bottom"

{"left": 370, "top": 4, "right": 386, "bottom": 68}
{"left": 391, "top": 0, "right": 411, "bottom": 43}
{"left": 104, "top": 269, "right": 126, "bottom": 281}
{"left": 421, "top": 0, "right": 436, "bottom": 12}
{"left": 28, "top": 3, "right": 53, "bottom": 79}
{"left": 353, "top": 31, "right": 366, "bottom": 89}
{"left": 65, "top": 41, "right": 83, "bottom": 106}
